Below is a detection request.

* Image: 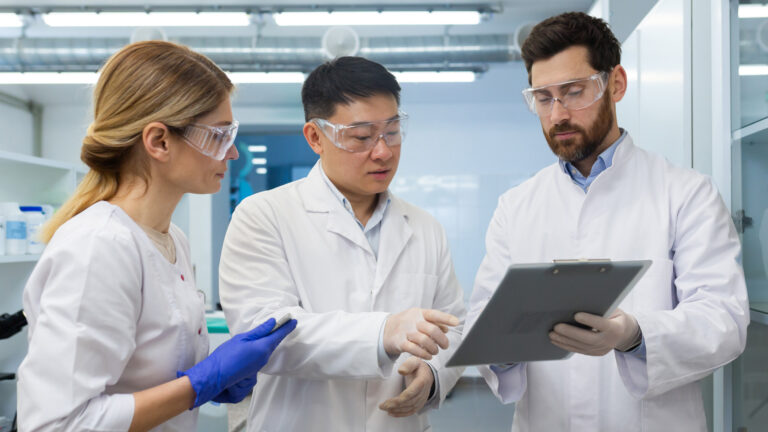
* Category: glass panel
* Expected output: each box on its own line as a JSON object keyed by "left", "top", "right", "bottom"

{"left": 733, "top": 131, "right": 768, "bottom": 314}
{"left": 732, "top": 1, "right": 768, "bottom": 129}
{"left": 732, "top": 320, "right": 768, "bottom": 432}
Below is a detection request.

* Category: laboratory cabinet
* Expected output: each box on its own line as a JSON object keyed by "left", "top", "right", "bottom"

{"left": 0, "top": 149, "right": 86, "bottom": 422}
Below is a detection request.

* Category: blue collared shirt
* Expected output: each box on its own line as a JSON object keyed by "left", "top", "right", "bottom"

{"left": 558, "top": 129, "right": 627, "bottom": 192}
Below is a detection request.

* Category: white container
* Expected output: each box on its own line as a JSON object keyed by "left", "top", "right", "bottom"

{"left": 21, "top": 206, "right": 46, "bottom": 254}
{"left": 0, "top": 215, "right": 5, "bottom": 256}
{"left": 41, "top": 204, "right": 55, "bottom": 222}
{"left": 1, "top": 202, "right": 27, "bottom": 256}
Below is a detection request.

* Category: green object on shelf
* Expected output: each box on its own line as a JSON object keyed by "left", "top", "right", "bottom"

{"left": 206, "top": 316, "right": 229, "bottom": 334}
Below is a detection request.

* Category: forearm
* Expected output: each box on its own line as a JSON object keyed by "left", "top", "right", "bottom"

{"left": 129, "top": 377, "right": 196, "bottom": 432}
{"left": 258, "top": 308, "right": 392, "bottom": 379}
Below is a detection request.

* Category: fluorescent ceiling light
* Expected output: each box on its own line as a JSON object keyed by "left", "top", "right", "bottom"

{"left": 739, "top": 4, "right": 768, "bottom": 18}
{"left": 43, "top": 12, "right": 250, "bottom": 27}
{"left": 248, "top": 145, "right": 267, "bottom": 152}
{"left": 393, "top": 71, "right": 475, "bottom": 83}
{"left": 256, "top": 167, "right": 268, "bottom": 174}
{"left": 252, "top": 158, "right": 267, "bottom": 165}
{"left": 0, "top": 13, "right": 23, "bottom": 28}
{"left": 739, "top": 64, "right": 768, "bottom": 76}
{"left": 274, "top": 11, "right": 481, "bottom": 26}
{"left": 0, "top": 72, "right": 98, "bottom": 84}
{"left": 0, "top": 71, "right": 303, "bottom": 85}
{"left": 228, "top": 72, "right": 305, "bottom": 83}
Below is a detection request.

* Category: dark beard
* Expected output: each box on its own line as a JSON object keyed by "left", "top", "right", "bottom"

{"left": 543, "top": 93, "right": 613, "bottom": 163}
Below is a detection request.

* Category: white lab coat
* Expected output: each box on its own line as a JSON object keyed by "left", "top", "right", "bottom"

{"left": 219, "top": 163, "right": 466, "bottom": 432}
{"left": 467, "top": 135, "right": 749, "bottom": 432}
{"left": 17, "top": 201, "right": 209, "bottom": 432}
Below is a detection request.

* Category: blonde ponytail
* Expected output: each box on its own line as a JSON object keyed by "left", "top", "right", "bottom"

{"left": 41, "top": 40, "right": 233, "bottom": 242}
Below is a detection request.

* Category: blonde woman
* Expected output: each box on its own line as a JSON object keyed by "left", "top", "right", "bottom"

{"left": 16, "top": 41, "right": 296, "bottom": 432}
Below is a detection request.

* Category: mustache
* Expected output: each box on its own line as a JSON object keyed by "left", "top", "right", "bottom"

{"left": 548, "top": 123, "right": 586, "bottom": 139}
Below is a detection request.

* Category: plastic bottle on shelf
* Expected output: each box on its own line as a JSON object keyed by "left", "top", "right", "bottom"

{"left": 1, "top": 202, "right": 27, "bottom": 256}
{"left": 40, "top": 204, "right": 55, "bottom": 222}
{"left": 20, "top": 206, "right": 45, "bottom": 254}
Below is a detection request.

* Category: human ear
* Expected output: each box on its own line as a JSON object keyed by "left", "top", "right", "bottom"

{"left": 303, "top": 122, "right": 324, "bottom": 156}
{"left": 142, "top": 122, "right": 172, "bottom": 162}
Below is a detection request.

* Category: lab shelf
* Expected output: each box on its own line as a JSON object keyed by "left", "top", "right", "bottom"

{"left": 0, "top": 149, "right": 75, "bottom": 171}
{"left": 0, "top": 150, "right": 83, "bottom": 207}
{"left": 0, "top": 255, "right": 40, "bottom": 264}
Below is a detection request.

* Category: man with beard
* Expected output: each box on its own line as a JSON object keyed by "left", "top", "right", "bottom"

{"left": 465, "top": 12, "right": 748, "bottom": 432}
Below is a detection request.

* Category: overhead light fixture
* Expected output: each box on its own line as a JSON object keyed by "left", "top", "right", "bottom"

{"left": 256, "top": 167, "right": 268, "bottom": 174}
{"left": 228, "top": 72, "right": 305, "bottom": 83}
{"left": 0, "top": 72, "right": 99, "bottom": 84}
{"left": 43, "top": 12, "right": 251, "bottom": 27}
{"left": 248, "top": 145, "right": 267, "bottom": 152}
{"left": 739, "top": 64, "right": 768, "bottom": 76}
{"left": 0, "top": 71, "right": 305, "bottom": 84}
{"left": 0, "top": 13, "right": 23, "bottom": 28}
{"left": 274, "top": 11, "right": 481, "bottom": 26}
{"left": 252, "top": 158, "right": 267, "bottom": 165}
{"left": 739, "top": 4, "right": 768, "bottom": 18}
{"left": 393, "top": 71, "right": 476, "bottom": 83}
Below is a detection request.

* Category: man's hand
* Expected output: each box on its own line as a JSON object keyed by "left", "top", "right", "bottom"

{"left": 383, "top": 308, "right": 459, "bottom": 360}
{"left": 378, "top": 357, "right": 434, "bottom": 417}
{"left": 549, "top": 308, "right": 641, "bottom": 356}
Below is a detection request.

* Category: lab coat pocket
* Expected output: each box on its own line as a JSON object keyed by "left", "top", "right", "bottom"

{"left": 387, "top": 273, "right": 439, "bottom": 309}
{"left": 621, "top": 258, "right": 675, "bottom": 313}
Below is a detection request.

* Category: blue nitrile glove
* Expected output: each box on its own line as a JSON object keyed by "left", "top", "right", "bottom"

{"left": 178, "top": 317, "right": 297, "bottom": 408}
{"left": 211, "top": 375, "right": 257, "bottom": 404}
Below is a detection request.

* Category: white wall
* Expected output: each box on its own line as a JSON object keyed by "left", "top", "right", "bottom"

{"left": 617, "top": 0, "right": 691, "bottom": 168}
{"left": 41, "top": 104, "right": 92, "bottom": 166}
{"left": 0, "top": 86, "right": 35, "bottom": 156}
{"left": 394, "top": 64, "right": 554, "bottom": 298}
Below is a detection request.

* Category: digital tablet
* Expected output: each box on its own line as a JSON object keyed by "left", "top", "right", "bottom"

{"left": 446, "top": 259, "right": 651, "bottom": 367}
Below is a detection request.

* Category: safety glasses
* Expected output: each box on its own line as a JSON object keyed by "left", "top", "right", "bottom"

{"left": 180, "top": 120, "right": 239, "bottom": 160}
{"left": 522, "top": 71, "right": 609, "bottom": 116}
{"left": 311, "top": 111, "right": 409, "bottom": 153}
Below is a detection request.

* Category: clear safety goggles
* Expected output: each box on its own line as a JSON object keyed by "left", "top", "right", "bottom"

{"left": 311, "top": 111, "right": 409, "bottom": 153}
{"left": 522, "top": 71, "right": 609, "bottom": 116}
{"left": 180, "top": 120, "right": 239, "bottom": 160}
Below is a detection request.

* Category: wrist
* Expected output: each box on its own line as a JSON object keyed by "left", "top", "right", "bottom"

{"left": 382, "top": 315, "right": 398, "bottom": 356}
{"left": 616, "top": 321, "right": 642, "bottom": 352}
{"left": 178, "top": 358, "right": 219, "bottom": 409}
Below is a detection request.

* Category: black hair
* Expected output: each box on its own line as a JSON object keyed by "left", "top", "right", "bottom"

{"left": 521, "top": 12, "right": 621, "bottom": 84}
{"left": 301, "top": 56, "right": 401, "bottom": 121}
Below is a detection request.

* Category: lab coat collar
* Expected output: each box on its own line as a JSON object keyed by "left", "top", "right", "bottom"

{"left": 373, "top": 197, "right": 413, "bottom": 295}
{"left": 298, "top": 162, "right": 413, "bottom": 289}
{"left": 609, "top": 130, "right": 635, "bottom": 166}
{"left": 299, "top": 162, "right": 411, "bottom": 259}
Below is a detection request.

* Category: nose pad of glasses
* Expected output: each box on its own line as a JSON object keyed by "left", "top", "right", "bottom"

{"left": 549, "top": 98, "right": 571, "bottom": 119}
{"left": 370, "top": 135, "right": 393, "bottom": 156}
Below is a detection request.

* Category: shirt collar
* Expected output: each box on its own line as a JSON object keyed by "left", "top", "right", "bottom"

{"left": 558, "top": 128, "right": 627, "bottom": 176}
{"left": 317, "top": 162, "right": 391, "bottom": 230}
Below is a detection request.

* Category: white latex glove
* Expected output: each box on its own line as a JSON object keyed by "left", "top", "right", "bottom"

{"left": 383, "top": 308, "right": 459, "bottom": 360}
{"left": 378, "top": 357, "right": 434, "bottom": 417}
{"left": 549, "top": 308, "right": 641, "bottom": 356}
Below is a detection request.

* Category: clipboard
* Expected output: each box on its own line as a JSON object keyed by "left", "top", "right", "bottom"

{"left": 446, "top": 259, "right": 652, "bottom": 367}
